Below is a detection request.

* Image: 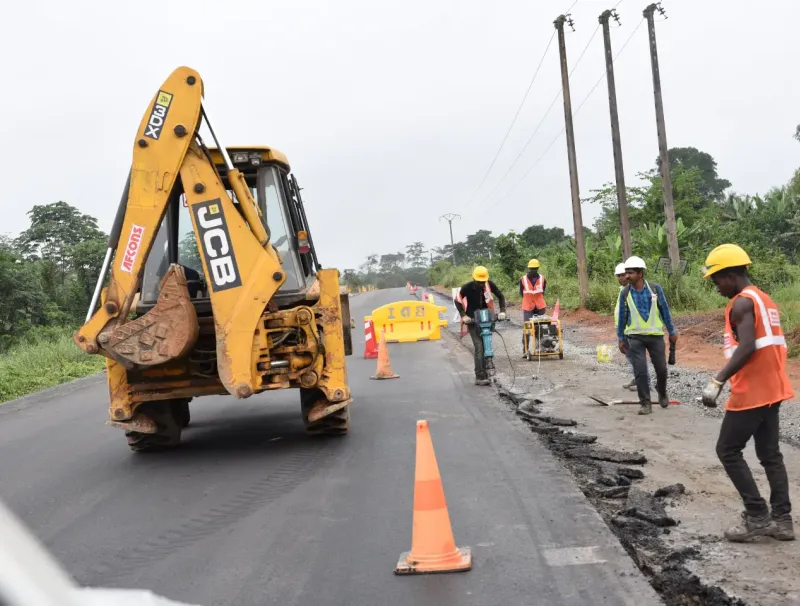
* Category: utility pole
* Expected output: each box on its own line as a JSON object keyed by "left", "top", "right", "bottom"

{"left": 599, "top": 9, "right": 632, "bottom": 260}
{"left": 439, "top": 213, "right": 461, "bottom": 263}
{"left": 643, "top": 3, "right": 680, "bottom": 273}
{"left": 554, "top": 14, "right": 589, "bottom": 307}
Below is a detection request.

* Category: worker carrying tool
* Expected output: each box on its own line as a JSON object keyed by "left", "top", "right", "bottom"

{"left": 614, "top": 263, "right": 648, "bottom": 392}
{"left": 454, "top": 266, "right": 506, "bottom": 386}
{"left": 520, "top": 259, "right": 546, "bottom": 352}
{"left": 701, "top": 244, "right": 795, "bottom": 543}
{"left": 616, "top": 256, "right": 677, "bottom": 415}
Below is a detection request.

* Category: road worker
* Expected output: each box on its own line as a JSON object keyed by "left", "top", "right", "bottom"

{"left": 616, "top": 256, "right": 678, "bottom": 415}
{"left": 520, "top": 259, "right": 547, "bottom": 354}
{"left": 701, "top": 244, "right": 795, "bottom": 542}
{"left": 614, "top": 263, "right": 648, "bottom": 392}
{"left": 454, "top": 266, "right": 507, "bottom": 386}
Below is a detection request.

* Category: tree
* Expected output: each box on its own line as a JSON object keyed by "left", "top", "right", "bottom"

{"left": 494, "top": 232, "right": 526, "bottom": 280}
{"left": 662, "top": 147, "right": 731, "bottom": 201}
{"left": 17, "top": 201, "right": 106, "bottom": 280}
{"left": 379, "top": 253, "right": 405, "bottom": 272}
{"left": 341, "top": 269, "right": 361, "bottom": 288}
{"left": 405, "top": 241, "right": 427, "bottom": 268}
{"left": 521, "top": 224, "right": 567, "bottom": 249}
{"left": 464, "top": 230, "right": 495, "bottom": 262}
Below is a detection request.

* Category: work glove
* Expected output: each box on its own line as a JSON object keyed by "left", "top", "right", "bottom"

{"left": 461, "top": 315, "right": 472, "bottom": 325}
{"left": 498, "top": 312, "right": 507, "bottom": 321}
{"left": 701, "top": 378, "right": 724, "bottom": 408}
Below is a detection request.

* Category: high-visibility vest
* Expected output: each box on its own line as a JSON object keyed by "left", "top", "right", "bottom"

{"left": 614, "top": 286, "right": 622, "bottom": 329}
{"left": 520, "top": 274, "right": 546, "bottom": 311}
{"left": 457, "top": 282, "right": 494, "bottom": 315}
{"left": 623, "top": 281, "right": 664, "bottom": 336}
{"left": 723, "top": 286, "right": 794, "bottom": 411}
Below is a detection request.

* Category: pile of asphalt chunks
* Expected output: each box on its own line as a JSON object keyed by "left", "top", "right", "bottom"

{"left": 498, "top": 388, "right": 686, "bottom": 531}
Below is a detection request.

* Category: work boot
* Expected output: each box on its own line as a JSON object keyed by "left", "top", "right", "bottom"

{"left": 474, "top": 377, "right": 491, "bottom": 386}
{"left": 638, "top": 402, "right": 652, "bottom": 415}
{"left": 724, "top": 511, "right": 775, "bottom": 542}
{"left": 658, "top": 393, "right": 669, "bottom": 409}
{"left": 622, "top": 380, "right": 636, "bottom": 391}
{"left": 767, "top": 514, "right": 795, "bottom": 541}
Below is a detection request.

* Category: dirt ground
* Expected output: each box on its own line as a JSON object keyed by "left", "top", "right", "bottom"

{"left": 435, "top": 288, "right": 800, "bottom": 606}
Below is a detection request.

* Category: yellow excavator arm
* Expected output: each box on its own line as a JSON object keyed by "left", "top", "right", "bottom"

{"left": 74, "top": 66, "right": 286, "bottom": 398}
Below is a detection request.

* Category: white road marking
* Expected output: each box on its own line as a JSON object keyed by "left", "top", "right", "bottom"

{"left": 542, "top": 546, "right": 607, "bottom": 566}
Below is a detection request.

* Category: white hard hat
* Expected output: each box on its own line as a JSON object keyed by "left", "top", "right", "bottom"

{"left": 615, "top": 263, "right": 627, "bottom": 275}
{"left": 624, "top": 256, "right": 647, "bottom": 270}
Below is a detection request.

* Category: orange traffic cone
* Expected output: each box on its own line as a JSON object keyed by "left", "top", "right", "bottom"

{"left": 395, "top": 420, "right": 471, "bottom": 575}
{"left": 363, "top": 319, "right": 378, "bottom": 359}
{"left": 551, "top": 298, "right": 561, "bottom": 321}
{"left": 370, "top": 328, "right": 399, "bottom": 380}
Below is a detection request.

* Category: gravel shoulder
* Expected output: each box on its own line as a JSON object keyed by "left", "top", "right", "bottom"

{"left": 431, "top": 288, "right": 800, "bottom": 606}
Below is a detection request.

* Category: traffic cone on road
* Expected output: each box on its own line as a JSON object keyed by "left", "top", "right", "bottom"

{"left": 395, "top": 420, "right": 472, "bottom": 575}
{"left": 363, "top": 319, "right": 378, "bottom": 359}
{"left": 370, "top": 328, "right": 399, "bottom": 380}
{"left": 552, "top": 298, "right": 561, "bottom": 321}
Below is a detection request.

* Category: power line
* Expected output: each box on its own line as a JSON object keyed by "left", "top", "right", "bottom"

{"left": 462, "top": 30, "right": 557, "bottom": 211}
{"left": 483, "top": 17, "right": 645, "bottom": 213}
{"left": 462, "top": 0, "right": 582, "bottom": 212}
{"left": 469, "top": 23, "right": 601, "bottom": 214}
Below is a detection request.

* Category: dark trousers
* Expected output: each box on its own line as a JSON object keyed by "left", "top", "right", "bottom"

{"left": 468, "top": 324, "right": 486, "bottom": 379}
{"left": 716, "top": 403, "right": 791, "bottom": 518}
{"left": 624, "top": 337, "right": 649, "bottom": 384}
{"left": 628, "top": 335, "right": 667, "bottom": 404}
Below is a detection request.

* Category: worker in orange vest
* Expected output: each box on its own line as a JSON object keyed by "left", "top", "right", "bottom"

{"left": 520, "top": 259, "right": 546, "bottom": 352}
{"left": 702, "top": 244, "right": 795, "bottom": 543}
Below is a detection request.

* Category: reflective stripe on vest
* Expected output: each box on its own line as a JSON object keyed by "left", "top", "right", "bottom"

{"left": 723, "top": 286, "right": 795, "bottom": 411}
{"left": 521, "top": 274, "right": 545, "bottom": 311}
{"left": 521, "top": 275, "right": 536, "bottom": 295}
{"left": 623, "top": 281, "right": 664, "bottom": 336}
{"left": 723, "top": 287, "right": 787, "bottom": 359}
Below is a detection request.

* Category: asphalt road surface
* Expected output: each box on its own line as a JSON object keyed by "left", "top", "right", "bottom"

{"left": 0, "top": 287, "right": 660, "bottom": 606}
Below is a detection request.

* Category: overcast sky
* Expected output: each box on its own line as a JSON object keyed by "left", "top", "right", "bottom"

{"left": 3, "top": 0, "right": 798, "bottom": 270}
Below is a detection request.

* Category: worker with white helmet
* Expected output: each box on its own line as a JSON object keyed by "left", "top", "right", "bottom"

{"left": 616, "top": 256, "right": 678, "bottom": 415}
{"left": 614, "top": 263, "right": 648, "bottom": 392}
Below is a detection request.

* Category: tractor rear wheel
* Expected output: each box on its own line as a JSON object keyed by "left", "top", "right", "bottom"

{"left": 301, "top": 388, "right": 350, "bottom": 436}
{"left": 125, "top": 401, "right": 183, "bottom": 452}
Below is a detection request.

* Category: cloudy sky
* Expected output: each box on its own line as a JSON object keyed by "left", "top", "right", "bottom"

{"left": 2, "top": 0, "right": 798, "bottom": 270}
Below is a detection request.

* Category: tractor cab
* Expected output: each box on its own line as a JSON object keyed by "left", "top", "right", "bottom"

{"left": 139, "top": 146, "right": 320, "bottom": 313}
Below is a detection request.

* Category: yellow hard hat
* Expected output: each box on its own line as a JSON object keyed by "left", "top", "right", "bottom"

{"left": 527, "top": 259, "right": 541, "bottom": 269}
{"left": 703, "top": 244, "right": 752, "bottom": 278}
{"left": 472, "top": 265, "right": 489, "bottom": 281}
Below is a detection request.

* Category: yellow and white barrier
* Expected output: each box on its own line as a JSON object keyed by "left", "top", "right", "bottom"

{"left": 366, "top": 301, "right": 449, "bottom": 343}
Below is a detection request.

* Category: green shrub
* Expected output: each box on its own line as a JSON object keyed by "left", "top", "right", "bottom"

{"left": 0, "top": 327, "right": 105, "bottom": 403}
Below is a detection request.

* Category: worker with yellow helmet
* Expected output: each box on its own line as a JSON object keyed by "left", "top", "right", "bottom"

{"left": 701, "top": 243, "right": 795, "bottom": 543}
{"left": 454, "top": 266, "right": 507, "bottom": 386}
{"left": 519, "top": 259, "right": 547, "bottom": 353}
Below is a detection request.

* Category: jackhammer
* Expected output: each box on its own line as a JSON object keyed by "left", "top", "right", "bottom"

{"left": 473, "top": 308, "right": 510, "bottom": 377}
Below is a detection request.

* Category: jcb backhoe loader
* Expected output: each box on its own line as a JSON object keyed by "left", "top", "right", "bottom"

{"left": 74, "top": 66, "right": 353, "bottom": 451}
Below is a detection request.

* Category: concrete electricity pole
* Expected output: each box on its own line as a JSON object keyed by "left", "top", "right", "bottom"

{"left": 644, "top": 2, "right": 680, "bottom": 273}
{"left": 599, "top": 9, "right": 632, "bottom": 260}
{"left": 554, "top": 14, "right": 589, "bottom": 307}
{"left": 439, "top": 213, "right": 461, "bottom": 263}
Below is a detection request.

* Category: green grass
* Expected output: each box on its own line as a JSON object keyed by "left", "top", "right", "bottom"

{"left": 0, "top": 327, "right": 106, "bottom": 404}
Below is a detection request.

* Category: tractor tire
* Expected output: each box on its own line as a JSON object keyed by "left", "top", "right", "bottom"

{"left": 171, "top": 399, "right": 191, "bottom": 428}
{"left": 125, "top": 401, "right": 183, "bottom": 452}
{"left": 301, "top": 388, "right": 350, "bottom": 436}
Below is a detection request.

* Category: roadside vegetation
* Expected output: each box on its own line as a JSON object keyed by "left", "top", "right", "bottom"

{"left": 1, "top": 202, "right": 108, "bottom": 402}
{"left": 345, "top": 147, "right": 800, "bottom": 357}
